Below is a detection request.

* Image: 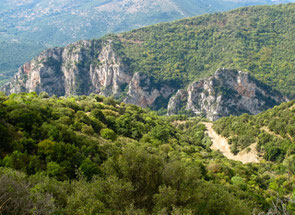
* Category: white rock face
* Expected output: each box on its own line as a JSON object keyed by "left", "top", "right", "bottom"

{"left": 167, "top": 68, "right": 287, "bottom": 120}
{"left": 88, "top": 41, "right": 132, "bottom": 97}
{"left": 1, "top": 42, "right": 286, "bottom": 115}
{"left": 0, "top": 39, "right": 176, "bottom": 109}
{"left": 1, "top": 40, "right": 130, "bottom": 96}
{"left": 124, "top": 72, "right": 175, "bottom": 108}
{"left": 1, "top": 48, "right": 65, "bottom": 95}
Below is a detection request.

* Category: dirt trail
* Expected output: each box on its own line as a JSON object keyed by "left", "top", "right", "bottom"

{"left": 203, "top": 122, "right": 259, "bottom": 164}
{"left": 261, "top": 127, "right": 284, "bottom": 139}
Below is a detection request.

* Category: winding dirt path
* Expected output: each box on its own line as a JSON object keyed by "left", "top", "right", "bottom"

{"left": 203, "top": 122, "right": 259, "bottom": 164}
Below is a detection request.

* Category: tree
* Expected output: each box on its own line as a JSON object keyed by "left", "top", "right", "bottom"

{"left": 79, "top": 158, "right": 100, "bottom": 181}
{"left": 283, "top": 155, "right": 295, "bottom": 174}
{"left": 100, "top": 128, "right": 117, "bottom": 141}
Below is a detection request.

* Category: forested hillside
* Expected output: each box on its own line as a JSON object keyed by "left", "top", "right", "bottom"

{"left": 3, "top": 4, "right": 295, "bottom": 116}
{"left": 0, "top": 92, "right": 295, "bottom": 214}
{"left": 213, "top": 100, "right": 295, "bottom": 163}
{"left": 0, "top": 41, "right": 44, "bottom": 86}
{"left": 112, "top": 3, "right": 295, "bottom": 97}
{"left": 1, "top": 0, "right": 290, "bottom": 85}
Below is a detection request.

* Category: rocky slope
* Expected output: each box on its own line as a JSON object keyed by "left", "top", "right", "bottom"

{"left": 1, "top": 41, "right": 287, "bottom": 120}
{"left": 1, "top": 39, "right": 176, "bottom": 109}
{"left": 1, "top": 0, "right": 294, "bottom": 85}
{"left": 167, "top": 68, "right": 287, "bottom": 120}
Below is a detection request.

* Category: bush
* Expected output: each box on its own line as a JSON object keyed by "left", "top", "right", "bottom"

{"left": 0, "top": 170, "right": 55, "bottom": 215}
{"left": 100, "top": 128, "right": 117, "bottom": 141}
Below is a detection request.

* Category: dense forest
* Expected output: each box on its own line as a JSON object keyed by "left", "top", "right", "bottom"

{"left": 104, "top": 3, "right": 295, "bottom": 97}
{"left": 2, "top": 2, "right": 295, "bottom": 215}
{"left": 0, "top": 92, "right": 295, "bottom": 214}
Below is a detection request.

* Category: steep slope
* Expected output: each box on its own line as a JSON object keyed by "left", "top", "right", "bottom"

{"left": 1, "top": 52, "right": 285, "bottom": 119}
{"left": 213, "top": 100, "right": 295, "bottom": 162}
{"left": 0, "top": 92, "right": 261, "bottom": 214}
{"left": 167, "top": 69, "right": 286, "bottom": 120}
{"left": 1, "top": 40, "right": 176, "bottom": 109}
{"left": 1, "top": 40, "right": 128, "bottom": 97}
{"left": 0, "top": 0, "right": 293, "bottom": 84}
{"left": 1, "top": 92, "right": 295, "bottom": 214}
{"left": 2, "top": 3, "right": 295, "bottom": 117}
{"left": 0, "top": 40, "right": 45, "bottom": 86}
{"left": 114, "top": 3, "right": 295, "bottom": 97}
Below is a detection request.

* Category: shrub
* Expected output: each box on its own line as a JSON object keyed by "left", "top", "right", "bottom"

{"left": 100, "top": 128, "right": 117, "bottom": 141}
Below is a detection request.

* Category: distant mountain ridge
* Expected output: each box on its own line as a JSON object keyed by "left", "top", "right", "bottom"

{"left": 0, "top": 0, "right": 294, "bottom": 84}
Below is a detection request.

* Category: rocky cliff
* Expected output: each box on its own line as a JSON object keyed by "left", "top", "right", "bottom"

{"left": 0, "top": 39, "right": 176, "bottom": 109}
{"left": 167, "top": 68, "right": 287, "bottom": 120}
{"left": 1, "top": 41, "right": 287, "bottom": 119}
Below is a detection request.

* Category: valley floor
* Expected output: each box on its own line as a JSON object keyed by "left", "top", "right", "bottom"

{"left": 203, "top": 122, "right": 259, "bottom": 164}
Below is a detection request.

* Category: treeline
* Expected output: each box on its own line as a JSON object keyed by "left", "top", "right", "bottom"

{"left": 0, "top": 92, "right": 294, "bottom": 214}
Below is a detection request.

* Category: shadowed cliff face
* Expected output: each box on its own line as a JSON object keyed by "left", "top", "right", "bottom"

{"left": 1, "top": 40, "right": 287, "bottom": 118}
{"left": 167, "top": 68, "right": 287, "bottom": 120}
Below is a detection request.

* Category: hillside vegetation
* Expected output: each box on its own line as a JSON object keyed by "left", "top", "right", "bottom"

{"left": 2, "top": 2, "right": 295, "bottom": 89}
{"left": 108, "top": 3, "right": 295, "bottom": 97}
{"left": 1, "top": 92, "right": 295, "bottom": 214}
{"left": 1, "top": 0, "right": 286, "bottom": 84}
{"left": 213, "top": 100, "right": 295, "bottom": 163}
{"left": 0, "top": 41, "right": 44, "bottom": 85}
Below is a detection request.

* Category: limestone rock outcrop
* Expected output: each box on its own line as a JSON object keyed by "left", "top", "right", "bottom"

{"left": 0, "top": 39, "right": 176, "bottom": 109}
{"left": 167, "top": 68, "right": 287, "bottom": 120}
{"left": 1, "top": 40, "right": 287, "bottom": 119}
